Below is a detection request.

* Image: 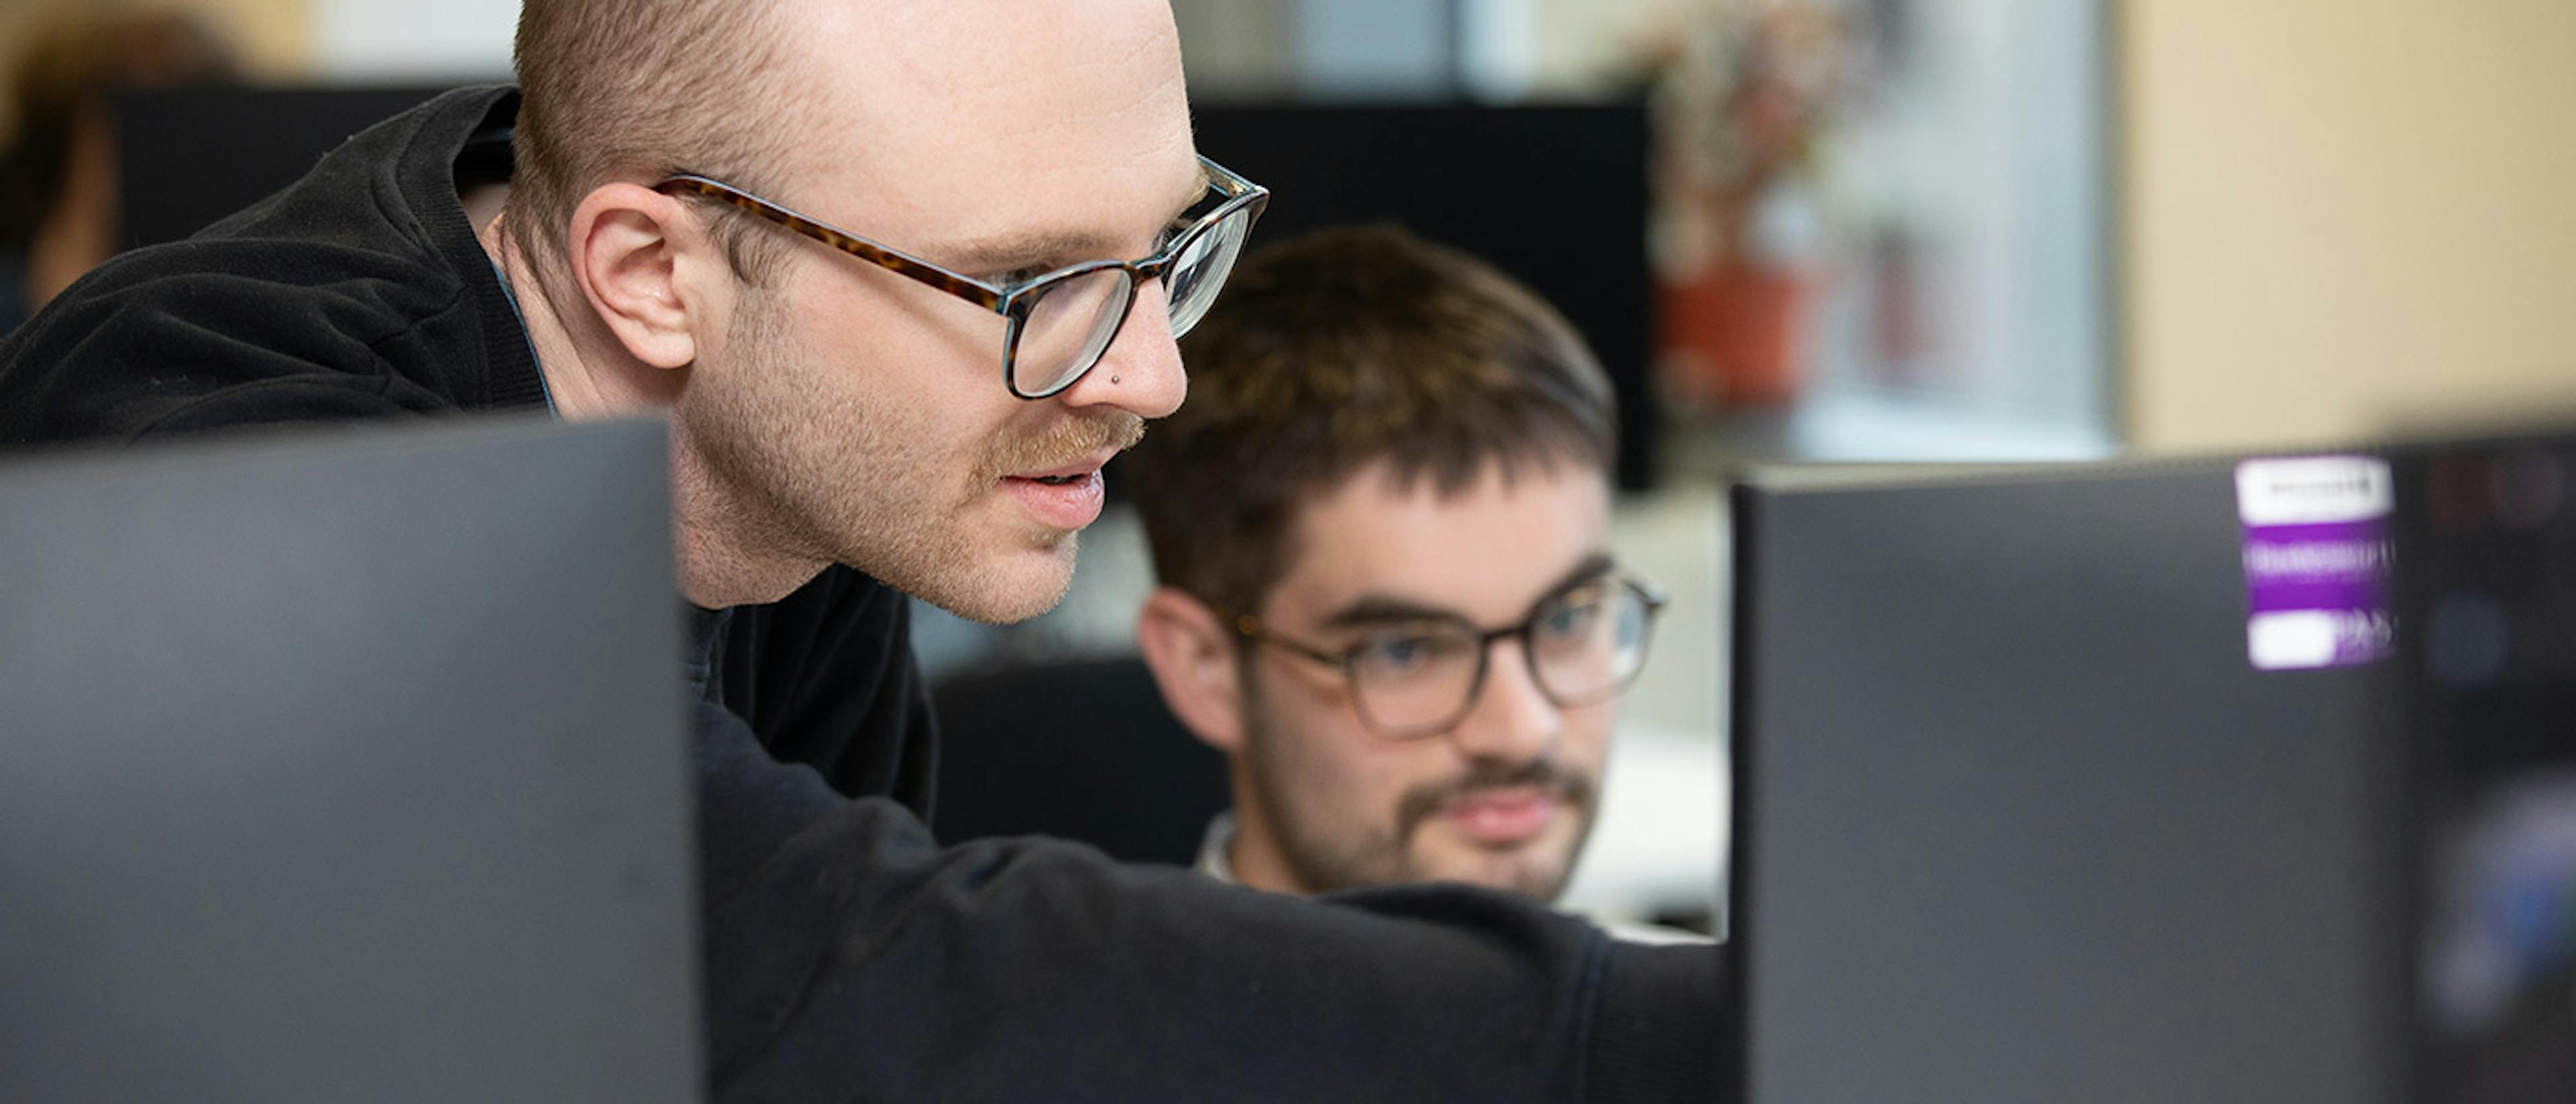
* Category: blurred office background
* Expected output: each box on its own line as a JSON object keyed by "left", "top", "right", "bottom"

{"left": 26, "top": 0, "right": 2568, "bottom": 453}
{"left": 8, "top": 0, "right": 2574, "bottom": 930}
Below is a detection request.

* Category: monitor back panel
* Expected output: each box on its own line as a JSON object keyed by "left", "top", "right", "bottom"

{"left": 1731, "top": 461, "right": 2404, "bottom": 1103}
{"left": 0, "top": 419, "right": 699, "bottom": 1104}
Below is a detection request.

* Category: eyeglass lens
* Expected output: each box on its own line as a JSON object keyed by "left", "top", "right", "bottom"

{"left": 1349, "top": 581, "right": 1657, "bottom": 738}
{"left": 1008, "top": 199, "right": 1257, "bottom": 397}
{"left": 1163, "top": 204, "right": 1252, "bottom": 335}
{"left": 1014, "top": 268, "right": 1133, "bottom": 396}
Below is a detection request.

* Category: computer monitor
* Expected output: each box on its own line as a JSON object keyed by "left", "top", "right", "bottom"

{"left": 1728, "top": 457, "right": 2408, "bottom": 1103}
{"left": 0, "top": 417, "right": 700, "bottom": 1103}
{"left": 1190, "top": 103, "right": 1656, "bottom": 490}
{"left": 2393, "top": 432, "right": 2576, "bottom": 1103}
{"left": 113, "top": 85, "right": 447, "bottom": 250}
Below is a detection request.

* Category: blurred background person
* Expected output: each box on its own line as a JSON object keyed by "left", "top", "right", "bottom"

{"left": 1130, "top": 225, "right": 1696, "bottom": 941}
{"left": 0, "top": 7, "right": 236, "bottom": 333}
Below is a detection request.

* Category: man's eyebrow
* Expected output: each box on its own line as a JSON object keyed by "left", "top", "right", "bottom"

{"left": 938, "top": 161, "right": 1214, "bottom": 277}
{"left": 1535, "top": 552, "right": 1619, "bottom": 604}
{"left": 1316, "top": 551, "right": 1619, "bottom": 634}
{"left": 1318, "top": 596, "right": 1470, "bottom": 632}
{"left": 943, "top": 229, "right": 1120, "bottom": 276}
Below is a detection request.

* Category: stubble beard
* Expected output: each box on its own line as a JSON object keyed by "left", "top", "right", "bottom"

{"left": 680, "top": 288, "right": 1137, "bottom": 623}
{"left": 1238, "top": 667, "right": 1599, "bottom": 902}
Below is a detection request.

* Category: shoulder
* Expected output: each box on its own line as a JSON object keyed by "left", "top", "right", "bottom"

{"left": 0, "top": 239, "right": 464, "bottom": 447}
{"left": 0, "top": 88, "right": 521, "bottom": 449}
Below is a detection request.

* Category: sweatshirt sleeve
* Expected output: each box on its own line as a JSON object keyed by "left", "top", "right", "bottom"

{"left": 689, "top": 700, "right": 1725, "bottom": 1103}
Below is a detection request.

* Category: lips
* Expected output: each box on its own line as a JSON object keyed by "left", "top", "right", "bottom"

{"left": 1441, "top": 785, "right": 1561, "bottom": 846}
{"left": 999, "top": 451, "right": 1117, "bottom": 530}
{"left": 1008, "top": 450, "right": 1119, "bottom": 484}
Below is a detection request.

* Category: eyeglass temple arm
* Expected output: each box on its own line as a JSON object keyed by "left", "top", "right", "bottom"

{"left": 1226, "top": 610, "right": 1343, "bottom": 668}
{"left": 655, "top": 175, "right": 1008, "bottom": 311}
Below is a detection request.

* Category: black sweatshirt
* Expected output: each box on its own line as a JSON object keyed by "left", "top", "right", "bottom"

{"left": 0, "top": 87, "right": 1723, "bottom": 1101}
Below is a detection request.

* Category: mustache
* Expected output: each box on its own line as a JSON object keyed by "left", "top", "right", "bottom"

{"left": 973, "top": 410, "right": 1146, "bottom": 485}
{"left": 1395, "top": 757, "right": 1597, "bottom": 844}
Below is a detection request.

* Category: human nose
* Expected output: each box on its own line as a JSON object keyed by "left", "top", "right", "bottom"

{"left": 1055, "top": 277, "right": 1185, "bottom": 419}
{"left": 1446, "top": 638, "right": 1562, "bottom": 765}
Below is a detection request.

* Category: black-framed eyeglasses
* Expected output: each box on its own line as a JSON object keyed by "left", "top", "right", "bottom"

{"left": 1222, "top": 570, "right": 1668, "bottom": 740}
{"left": 654, "top": 155, "right": 1269, "bottom": 400}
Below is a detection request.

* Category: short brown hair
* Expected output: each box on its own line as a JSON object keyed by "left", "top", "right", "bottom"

{"left": 1130, "top": 224, "right": 1616, "bottom": 617}
{"left": 507, "top": 0, "right": 800, "bottom": 287}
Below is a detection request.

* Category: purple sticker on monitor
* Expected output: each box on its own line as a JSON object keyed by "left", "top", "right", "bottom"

{"left": 2236, "top": 455, "right": 2394, "bottom": 671}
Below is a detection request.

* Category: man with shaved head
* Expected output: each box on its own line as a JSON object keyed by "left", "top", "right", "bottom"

{"left": 0, "top": 1, "right": 1720, "bottom": 1099}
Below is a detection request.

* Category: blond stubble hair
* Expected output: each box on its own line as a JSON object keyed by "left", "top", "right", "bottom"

{"left": 508, "top": 0, "right": 806, "bottom": 296}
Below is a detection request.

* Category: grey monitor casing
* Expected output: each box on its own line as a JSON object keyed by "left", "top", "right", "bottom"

{"left": 1729, "top": 460, "right": 2406, "bottom": 1103}
{"left": 0, "top": 418, "right": 700, "bottom": 1103}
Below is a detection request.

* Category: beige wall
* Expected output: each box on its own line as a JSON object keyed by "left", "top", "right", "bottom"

{"left": 0, "top": 0, "right": 310, "bottom": 80}
{"left": 1170, "top": 0, "right": 1296, "bottom": 96}
{"left": 189, "top": 0, "right": 309, "bottom": 77}
{"left": 1, "top": 0, "right": 311, "bottom": 142}
{"left": 1519, "top": 0, "right": 1710, "bottom": 94}
{"left": 2123, "top": 0, "right": 2576, "bottom": 450}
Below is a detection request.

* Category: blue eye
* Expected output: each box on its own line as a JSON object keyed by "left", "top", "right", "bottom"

{"left": 1538, "top": 590, "right": 1606, "bottom": 643}
{"left": 1366, "top": 635, "right": 1430, "bottom": 671}
{"left": 1354, "top": 630, "right": 1472, "bottom": 683}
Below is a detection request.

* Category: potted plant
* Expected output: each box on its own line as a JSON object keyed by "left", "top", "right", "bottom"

{"left": 1636, "top": 1, "right": 1854, "bottom": 410}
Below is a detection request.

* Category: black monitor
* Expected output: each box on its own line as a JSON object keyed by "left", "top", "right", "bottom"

{"left": 928, "top": 657, "right": 1228, "bottom": 865}
{"left": 2392, "top": 432, "right": 2576, "bottom": 1103}
{"left": 0, "top": 418, "right": 699, "bottom": 1103}
{"left": 1727, "top": 457, "right": 2409, "bottom": 1102}
{"left": 1190, "top": 103, "right": 1656, "bottom": 490}
{"left": 113, "top": 85, "right": 449, "bottom": 250}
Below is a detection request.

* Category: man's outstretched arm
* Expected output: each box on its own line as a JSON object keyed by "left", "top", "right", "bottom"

{"left": 690, "top": 700, "right": 1723, "bottom": 1104}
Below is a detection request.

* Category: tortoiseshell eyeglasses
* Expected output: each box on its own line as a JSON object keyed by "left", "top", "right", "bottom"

{"left": 654, "top": 156, "right": 1269, "bottom": 400}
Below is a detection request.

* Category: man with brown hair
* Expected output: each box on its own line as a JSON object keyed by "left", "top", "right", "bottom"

{"left": 1131, "top": 224, "right": 1671, "bottom": 914}
{"left": 0, "top": 1, "right": 1720, "bottom": 1098}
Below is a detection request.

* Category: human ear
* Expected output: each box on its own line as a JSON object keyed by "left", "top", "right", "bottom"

{"left": 564, "top": 182, "right": 715, "bottom": 371}
{"left": 1134, "top": 586, "right": 1246, "bottom": 753}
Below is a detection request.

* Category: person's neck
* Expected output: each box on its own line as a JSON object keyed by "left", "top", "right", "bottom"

{"left": 472, "top": 199, "right": 822, "bottom": 608}
{"left": 1222, "top": 775, "right": 1317, "bottom": 896}
{"left": 474, "top": 206, "right": 619, "bottom": 423}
